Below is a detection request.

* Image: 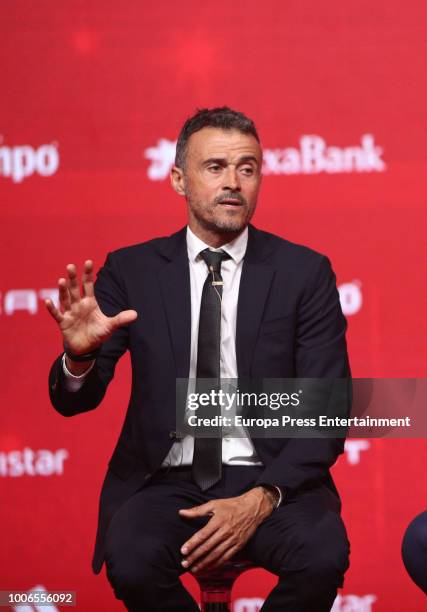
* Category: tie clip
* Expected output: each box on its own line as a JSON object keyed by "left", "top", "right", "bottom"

{"left": 212, "top": 280, "right": 224, "bottom": 286}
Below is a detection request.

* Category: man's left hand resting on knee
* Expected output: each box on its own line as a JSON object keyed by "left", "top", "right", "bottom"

{"left": 179, "top": 485, "right": 277, "bottom": 572}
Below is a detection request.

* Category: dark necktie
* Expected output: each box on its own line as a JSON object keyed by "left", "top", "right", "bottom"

{"left": 191, "top": 248, "right": 231, "bottom": 491}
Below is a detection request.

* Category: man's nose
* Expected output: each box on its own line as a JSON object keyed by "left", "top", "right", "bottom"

{"left": 222, "top": 166, "right": 241, "bottom": 191}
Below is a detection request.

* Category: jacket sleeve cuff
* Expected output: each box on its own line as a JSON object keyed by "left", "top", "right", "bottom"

{"left": 258, "top": 483, "right": 285, "bottom": 509}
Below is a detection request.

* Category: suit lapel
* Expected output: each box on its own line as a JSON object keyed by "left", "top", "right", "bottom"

{"left": 236, "top": 225, "right": 276, "bottom": 377}
{"left": 157, "top": 227, "right": 191, "bottom": 379}
{"left": 156, "top": 224, "right": 276, "bottom": 379}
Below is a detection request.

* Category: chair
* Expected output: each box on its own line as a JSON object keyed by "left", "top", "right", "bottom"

{"left": 194, "top": 558, "right": 256, "bottom": 611}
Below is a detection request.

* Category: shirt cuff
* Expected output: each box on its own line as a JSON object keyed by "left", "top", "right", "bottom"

{"left": 62, "top": 353, "right": 95, "bottom": 392}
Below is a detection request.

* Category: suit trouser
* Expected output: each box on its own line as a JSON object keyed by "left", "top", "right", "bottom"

{"left": 104, "top": 465, "right": 350, "bottom": 612}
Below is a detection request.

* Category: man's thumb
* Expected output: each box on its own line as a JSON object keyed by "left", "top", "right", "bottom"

{"left": 112, "top": 309, "right": 138, "bottom": 329}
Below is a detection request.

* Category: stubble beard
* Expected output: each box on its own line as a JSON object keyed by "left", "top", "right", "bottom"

{"left": 187, "top": 192, "right": 256, "bottom": 235}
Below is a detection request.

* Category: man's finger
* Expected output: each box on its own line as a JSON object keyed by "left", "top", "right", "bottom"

{"left": 58, "top": 278, "right": 71, "bottom": 312}
{"left": 82, "top": 260, "right": 95, "bottom": 298}
{"left": 66, "top": 264, "right": 81, "bottom": 303}
{"left": 45, "top": 299, "right": 63, "bottom": 323}
{"left": 193, "top": 543, "right": 240, "bottom": 573}
{"left": 181, "top": 527, "right": 228, "bottom": 568}
{"left": 191, "top": 540, "right": 233, "bottom": 572}
{"left": 180, "top": 517, "right": 218, "bottom": 555}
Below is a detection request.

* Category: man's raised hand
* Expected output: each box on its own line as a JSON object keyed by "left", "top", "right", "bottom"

{"left": 45, "top": 260, "right": 138, "bottom": 356}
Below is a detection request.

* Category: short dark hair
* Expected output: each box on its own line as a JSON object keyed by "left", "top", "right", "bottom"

{"left": 175, "top": 106, "right": 260, "bottom": 169}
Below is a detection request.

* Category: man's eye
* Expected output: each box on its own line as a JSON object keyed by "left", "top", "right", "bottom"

{"left": 208, "top": 165, "right": 222, "bottom": 172}
{"left": 240, "top": 166, "right": 254, "bottom": 175}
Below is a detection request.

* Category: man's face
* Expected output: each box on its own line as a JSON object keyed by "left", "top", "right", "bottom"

{"left": 172, "top": 127, "right": 263, "bottom": 238}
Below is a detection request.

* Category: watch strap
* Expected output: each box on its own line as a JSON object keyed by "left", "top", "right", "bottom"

{"left": 63, "top": 342, "right": 101, "bottom": 362}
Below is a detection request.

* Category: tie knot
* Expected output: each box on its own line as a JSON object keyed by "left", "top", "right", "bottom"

{"left": 200, "top": 248, "right": 231, "bottom": 273}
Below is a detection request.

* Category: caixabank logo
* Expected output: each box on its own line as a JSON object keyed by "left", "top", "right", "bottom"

{"left": 262, "top": 135, "right": 385, "bottom": 175}
{"left": 0, "top": 136, "right": 59, "bottom": 183}
{"left": 144, "top": 134, "right": 386, "bottom": 180}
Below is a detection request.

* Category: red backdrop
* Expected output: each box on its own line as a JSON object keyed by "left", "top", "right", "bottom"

{"left": 1, "top": 2, "right": 426, "bottom": 611}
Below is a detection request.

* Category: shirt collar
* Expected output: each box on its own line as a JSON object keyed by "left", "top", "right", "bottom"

{"left": 186, "top": 225, "right": 248, "bottom": 265}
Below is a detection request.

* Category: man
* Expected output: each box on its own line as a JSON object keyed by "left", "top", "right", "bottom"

{"left": 47, "top": 107, "right": 351, "bottom": 611}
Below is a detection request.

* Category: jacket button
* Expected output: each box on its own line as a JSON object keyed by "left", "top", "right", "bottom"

{"left": 169, "top": 430, "right": 177, "bottom": 439}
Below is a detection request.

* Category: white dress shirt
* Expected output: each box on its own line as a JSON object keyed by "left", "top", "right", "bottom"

{"left": 162, "top": 225, "right": 262, "bottom": 467}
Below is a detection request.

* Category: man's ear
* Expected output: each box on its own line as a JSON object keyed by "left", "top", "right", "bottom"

{"left": 170, "top": 165, "right": 186, "bottom": 196}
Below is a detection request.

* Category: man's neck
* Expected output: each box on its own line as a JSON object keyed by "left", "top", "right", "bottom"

{"left": 188, "top": 223, "right": 247, "bottom": 249}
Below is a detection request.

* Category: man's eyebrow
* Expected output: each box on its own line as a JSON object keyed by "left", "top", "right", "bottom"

{"left": 202, "top": 157, "right": 227, "bottom": 166}
{"left": 237, "top": 155, "right": 259, "bottom": 165}
{"left": 202, "top": 155, "right": 260, "bottom": 166}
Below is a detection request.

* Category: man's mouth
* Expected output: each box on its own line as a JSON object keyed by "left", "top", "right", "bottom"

{"left": 219, "top": 199, "right": 244, "bottom": 206}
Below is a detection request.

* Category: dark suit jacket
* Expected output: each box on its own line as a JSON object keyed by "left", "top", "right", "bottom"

{"left": 48, "top": 224, "right": 351, "bottom": 574}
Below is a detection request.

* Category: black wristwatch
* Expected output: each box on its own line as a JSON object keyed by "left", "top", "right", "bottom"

{"left": 63, "top": 342, "right": 101, "bottom": 362}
